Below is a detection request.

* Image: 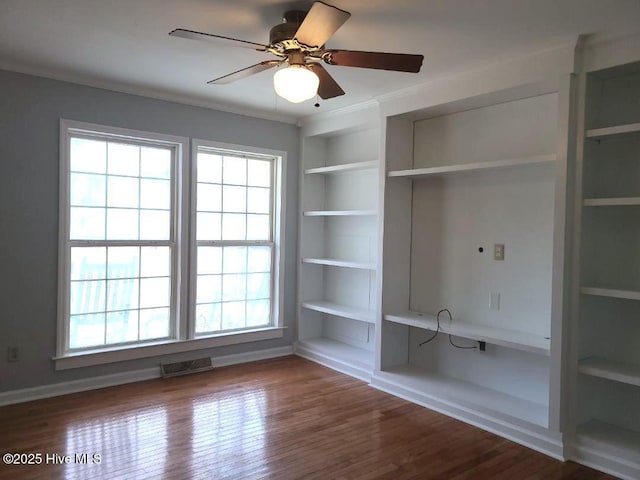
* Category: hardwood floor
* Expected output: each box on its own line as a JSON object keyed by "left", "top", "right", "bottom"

{"left": 0, "top": 356, "right": 612, "bottom": 479}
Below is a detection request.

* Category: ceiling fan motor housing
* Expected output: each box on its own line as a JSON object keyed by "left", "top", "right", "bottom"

{"left": 269, "top": 10, "right": 307, "bottom": 46}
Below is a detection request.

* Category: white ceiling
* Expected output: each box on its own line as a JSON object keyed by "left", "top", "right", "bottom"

{"left": 1, "top": 0, "right": 639, "bottom": 123}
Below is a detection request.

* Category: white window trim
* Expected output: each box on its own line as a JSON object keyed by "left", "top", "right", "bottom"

{"left": 55, "top": 121, "right": 286, "bottom": 370}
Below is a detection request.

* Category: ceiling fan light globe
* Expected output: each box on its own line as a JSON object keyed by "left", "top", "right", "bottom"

{"left": 273, "top": 65, "right": 319, "bottom": 103}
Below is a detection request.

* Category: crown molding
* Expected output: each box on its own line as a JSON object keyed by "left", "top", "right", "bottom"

{"left": 0, "top": 60, "right": 299, "bottom": 125}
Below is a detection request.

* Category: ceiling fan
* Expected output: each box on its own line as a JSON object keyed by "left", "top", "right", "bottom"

{"left": 169, "top": 1, "right": 424, "bottom": 104}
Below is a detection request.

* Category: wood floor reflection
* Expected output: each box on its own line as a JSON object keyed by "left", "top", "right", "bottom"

{"left": 0, "top": 356, "right": 612, "bottom": 479}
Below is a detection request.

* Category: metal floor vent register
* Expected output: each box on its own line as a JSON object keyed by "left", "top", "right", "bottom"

{"left": 161, "top": 357, "right": 214, "bottom": 378}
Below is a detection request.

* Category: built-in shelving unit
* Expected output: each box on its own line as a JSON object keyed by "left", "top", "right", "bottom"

{"left": 573, "top": 60, "right": 640, "bottom": 478}
{"left": 301, "top": 257, "right": 376, "bottom": 270}
{"left": 375, "top": 364, "right": 549, "bottom": 427}
{"left": 586, "top": 122, "right": 640, "bottom": 138}
{"left": 296, "top": 110, "right": 380, "bottom": 382}
{"left": 303, "top": 209, "right": 377, "bottom": 216}
{"left": 579, "top": 357, "right": 640, "bottom": 387}
{"left": 583, "top": 197, "right": 640, "bottom": 206}
{"left": 372, "top": 78, "right": 571, "bottom": 455}
{"left": 576, "top": 420, "right": 640, "bottom": 466}
{"left": 387, "top": 153, "right": 556, "bottom": 179}
{"left": 385, "top": 311, "right": 550, "bottom": 355}
{"left": 304, "top": 160, "right": 378, "bottom": 175}
{"left": 301, "top": 300, "right": 374, "bottom": 323}
{"left": 580, "top": 286, "right": 640, "bottom": 301}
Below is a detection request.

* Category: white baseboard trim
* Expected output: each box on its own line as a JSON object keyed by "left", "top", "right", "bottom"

{"left": 294, "top": 343, "right": 372, "bottom": 383}
{"left": 0, "top": 367, "right": 160, "bottom": 407}
{"left": 0, "top": 346, "right": 294, "bottom": 407}
{"left": 212, "top": 346, "right": 293, "bottom": 368}
{"left": 568, "top": 445, "right": 640, "bottom": 480}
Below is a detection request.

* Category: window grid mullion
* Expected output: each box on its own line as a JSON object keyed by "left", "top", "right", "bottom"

{"left": 104, "top": 247, "right": 109, "bottom": 345}
{"left": 137, "top": 246, "right": 142, "bottom": 341}
{"left": 137, "top": 146, "right": 142, "bottom": 242}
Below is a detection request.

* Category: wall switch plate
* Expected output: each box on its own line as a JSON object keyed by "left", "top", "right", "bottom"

{"left": 7, "top": 346, "right": 19, "bottom": 362}
{"left": 490, "top": 292, "right": 501, "bottom": 310}
{"left": 494, "top": 244, "right": 505, "bottom": 261}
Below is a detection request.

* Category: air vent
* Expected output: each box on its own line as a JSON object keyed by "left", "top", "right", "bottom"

{"left": 160, "top": 357, "right": 214, "bottom": 378}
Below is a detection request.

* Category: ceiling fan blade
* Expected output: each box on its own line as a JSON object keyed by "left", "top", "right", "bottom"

{"left": 324, "top": 50, "right": 424, "bottom": 73}
{"left": 208, "top": 60, "right": 282, "bottom": 85}
{"left": 308, "top": 63, "right": 345, "bottom": 99}
{"left": 294, "top": 2, "right": 351, "bottom": 49}
{"left": 169, "top": 28, "right": 268, "bottom": 50}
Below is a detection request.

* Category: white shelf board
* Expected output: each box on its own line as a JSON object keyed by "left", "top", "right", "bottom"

{"left": 384, "top": 311, "right": 550, "bottom": 355}
{"left": 579, "top": 357, "right": 640, "bottom": 387}
{"left": 304, "top": 160, "right": 378, "bottom": 175}
{"left": 386, "top": 154, "right": 556, "bottom": 179}
{"left": 577, "top": 420, "right": 640, "bottom": 462}
{"left": 584, "top": 197, "right": 640, "bottom": 207}
{"left": 581, "top": 286, "right": 640, "bottom": 301}
{"left": 586, "top": 122, "right": 640, "bottom": 139}
{"left": 379, "top": 364, "right": 549, "bottom": 427}
{"left": 297, "top": 337, "right": 374, "bottom": 371}
{"left": 302, "top": 257, "right": 376, "bottom": 270}
{"left": 301, "top": 300, "right": 375, "bottom": 323}
{"left": 303, "top": 210, "right": 377, "bottom": 217}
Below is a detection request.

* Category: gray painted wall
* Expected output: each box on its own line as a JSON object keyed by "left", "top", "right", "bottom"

{"left": 0, "top": 69, "right": 299, "bottom": 392}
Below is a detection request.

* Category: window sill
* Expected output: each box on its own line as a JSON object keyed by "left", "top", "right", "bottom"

{"left": 53, "top": 327, "right": 285, "bottom": 370}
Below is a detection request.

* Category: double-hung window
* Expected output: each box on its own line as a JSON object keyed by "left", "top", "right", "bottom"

{"left": 57, "top": 121, "right": 285, "bottom": 368}
{"left": 193, "top": 143, "right": 275, "bottom": 335}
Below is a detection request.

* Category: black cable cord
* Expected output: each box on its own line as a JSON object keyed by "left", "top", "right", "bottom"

{"left": 439, "top": 309, "right": 477, "bottom": 350}
{"left": 418, "top": 308, "right": 445, "bottom": 346}
{"left": 419, "top": 308, "right": 477, "bottom": 350}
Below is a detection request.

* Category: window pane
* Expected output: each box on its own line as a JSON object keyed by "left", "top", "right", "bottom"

{"left": 70, "top": 280, "right": 106, "bottom": 315}
{"left": 139, "top": 307, "right": 170, "bottom": 340}
{"left": 247, "top": 246, "right": 271, "bottom": 273}
{"left": 69, "top": 313, "right": 105, "bottom": 348}
{"left": 247, "top": 159, "right": 271, "bottom": 187}
{"left": 141, "top": 147, "right": 171, "bottom": 179}
{"left": 108, "top": 143, "right": 139, "bottom": 176}
{"left": 223, "top": 156, "right": 246, "bottom": 185}
{"left": 70, "top": 138, "right": 106, "bottom": 174}
{"left": 247, "top": 214, "right": 270, "bottom": 241}
{"left": 221, "top": 301, "right": 245, "bottom": 330}
{"left": 140, "top": 178, "right": 170, "bottom": 209}
{"left": 106, "top": 208, "right": 139, "bottom": 240}
{"left": 71, "top": 247, "right": 106, "bottom": 281}
{"left": 70, "top": 207, "right": 105, "bottom": 240}
{"left": 141, "top": 247, "right": 171, "bottom": 278}
{"left": 247, "top": 273, "right": 270, "bottom": 300}
{"left": 223, "top": 246, "right": 247, "bottom": 274}
{"left": 222, "top": 213, "right": 246, "bottom": 240}
{"left": 247, "top": 187, "right": 270, "bottom": 214}
{"left": 197, "top": 247, "right": 222, "bottom": 275}
{"left": 70, "top": 173, "right": 105, "bottom": 207}
{"left": 247, "top": 300, "right": 270, "bottom": 327}
{"left": 106, "top": 310, "right": 138, "bottom": 344}
{"left": 107, "top": 278, "right": 139, "bottom": 311}
{"left": 140, "top": 277, "right": 170, "bottom": 308}
{"left": 197, "top": 183, "right": 222, "bottom": 212}
{"left": 197, "top": 275, "right": 222, "bottom": 304}
{"left": 195, "top": 303, "right": 221, "bottom": 333}
{"left": 197, "top": 212, "right": 221, "bottom": 241}
{"left": 107, "top": 247, "right": 139, "bottom": 279}
{"left": 107, "top": 176, "right": 139, "bottom": 208}
{"left": 222, "top": 274, "right": 246, "bottom": 302}
{"left": 140, "top": 210, "right": 170, "bottom": 240}
{"left": 198, "top": 153, "right": 222, "bottom": 183}
{"left": 223, "top": 185, "right": 246, "bottom": 213}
